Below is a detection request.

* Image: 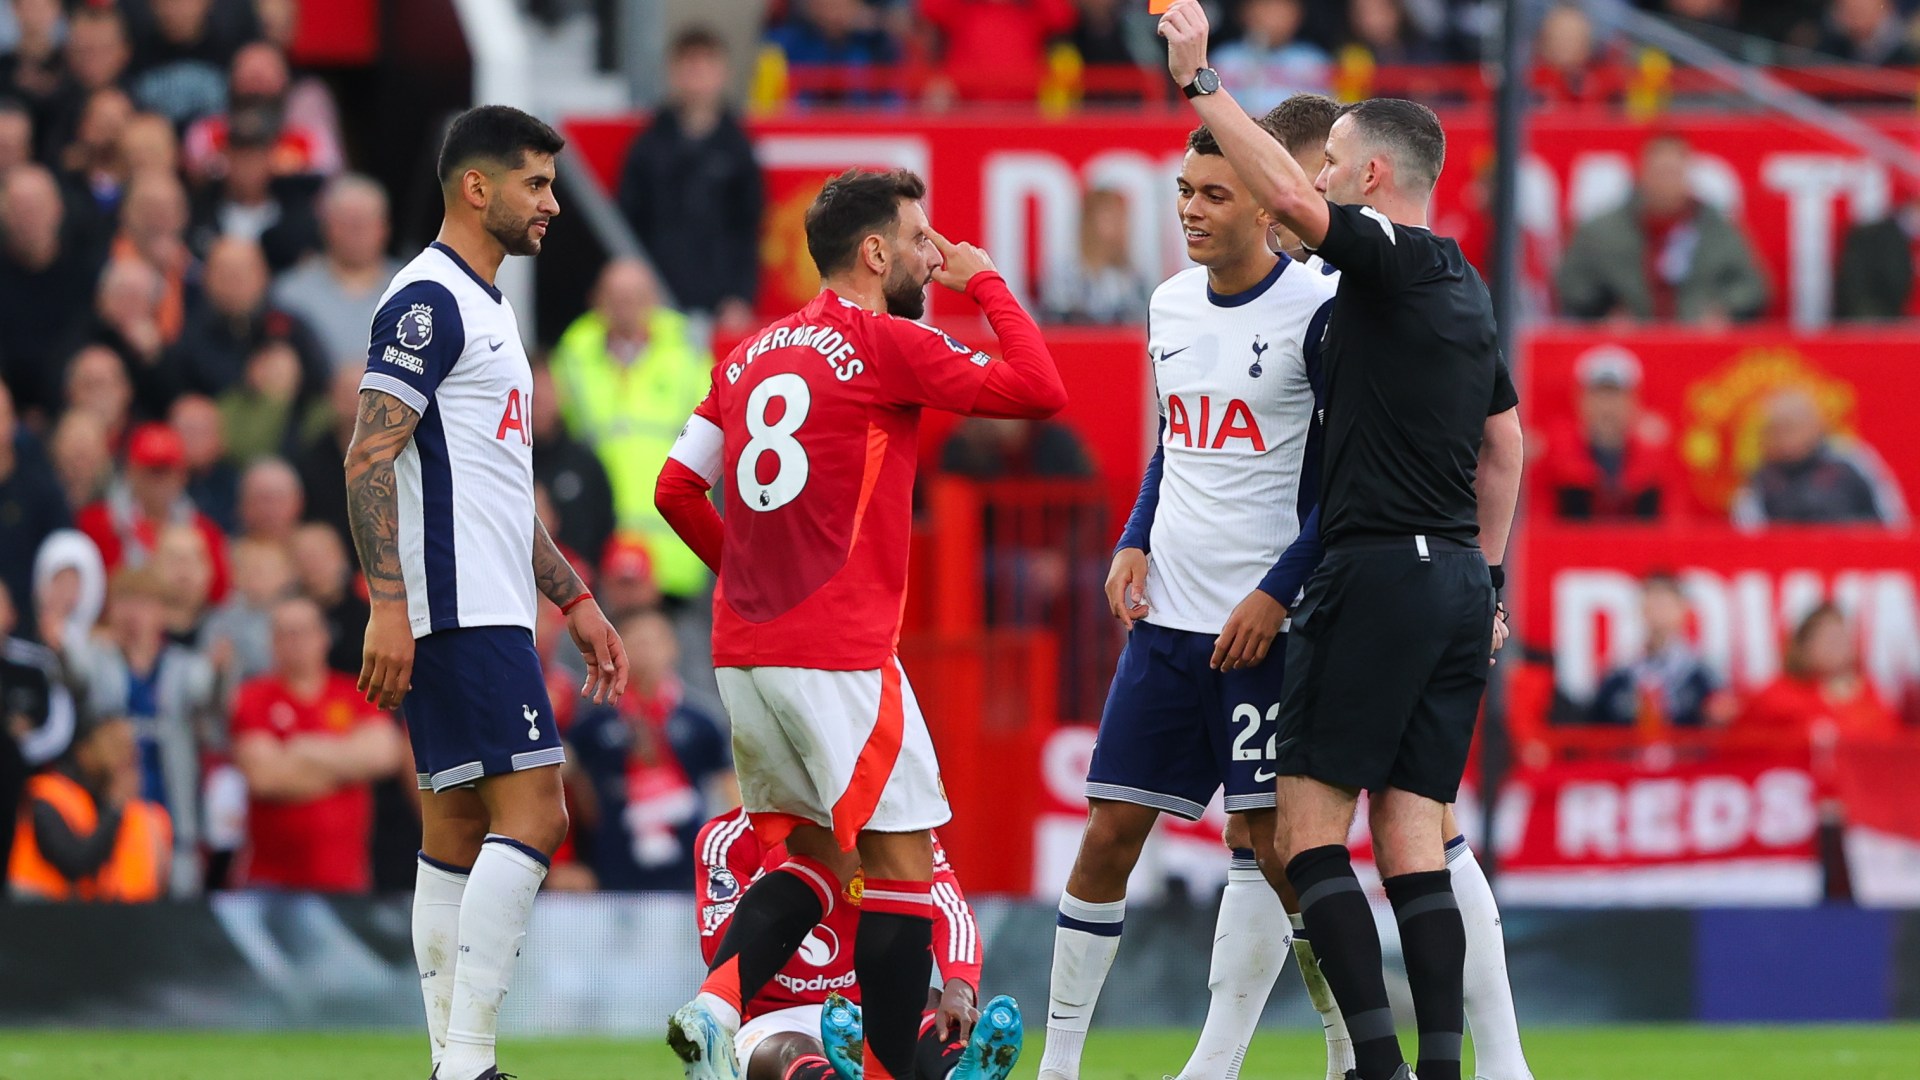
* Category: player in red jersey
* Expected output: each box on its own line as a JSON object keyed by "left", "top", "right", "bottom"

{"left": 693, "top": 808, "right": 1021, "bottom": 1080}
{"left": 656, "top": 167, "right": 1065, "bottom": 1080}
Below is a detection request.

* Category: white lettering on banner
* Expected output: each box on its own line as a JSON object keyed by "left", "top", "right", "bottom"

{"left": 1552, "top": 769, "right": 1816, "bottom": 861}
{"left": 1552, "top": 567, "right": 1920, "bottom": 702}
{"left": 982, "top": 150, "right": 1185, "bottom": 309}
{"left": 1762, "top": 155, "right": 1889, "bottom": 328}
{"left": 1626, "top": 778, "right": 1688, "bottom": 858}
{"left": 1691, "top": 776, "right": 1750, "bottom": 854}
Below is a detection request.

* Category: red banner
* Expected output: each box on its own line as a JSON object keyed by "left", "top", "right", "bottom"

{"left": 1520, "top": 524, "right": 1920, "bottom": 706}
{"left": 1496, "top": 755, "right": 1817, "bottom": 868}
{"left": 564, "top": 112, "right": 1920, "bottom": 326}
{"left": 1486, "top": 754, "right": 1823, "bottom": 905}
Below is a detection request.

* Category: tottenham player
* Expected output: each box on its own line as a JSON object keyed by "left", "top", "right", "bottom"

{"left": 694, "top": 808, "right": 1022, "bottom": 1080}
{"left": 1036, "top": 116, "right": 1336, "bottom": 1080}
{"left": 654, "top": 168, "right": 1066, "bottom": 1080}
{"left": 345, "top": 105, "right": 628, "bottom": 1080}
{"left": 1162, "top": 8, "right": 1528, "bottom": 1080}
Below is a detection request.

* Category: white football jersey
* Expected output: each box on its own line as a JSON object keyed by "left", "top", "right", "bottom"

{"left": 1143, "top": 259, "right": 1338, "bottom": 634}
{"left": 360, "top": 243, "right": 538, "bottom": 638}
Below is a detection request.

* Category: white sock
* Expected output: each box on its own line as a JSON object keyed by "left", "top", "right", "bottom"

{"left": 1449, "top": 838, "right": 1533, "bottom": 1080}
{"left": 1176, "top": 857, "right": 1292, "bottom": 1080}
{"left": 1037, "top": 891, "right": 1125, "bottom": 1080}
{"left": 441, "top": 835, "right": 550, "bottom": 1080}
{"left": 414, "top": 854, "right": 470, "bottom": 1071}
{"left": 692, "top": 991, "right": 742, "bottom": 1033}
{"left": 1290, "top": 912, "right": 1354, "bottom": 1080}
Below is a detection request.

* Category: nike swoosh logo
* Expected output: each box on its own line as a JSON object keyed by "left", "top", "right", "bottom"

{"left": 1049, "top": 1012, "right": 1078, "bottom": 1021}
{"left": 488, "top": 338, "right": 505, "bottom": 352}
{"left": 1254, "top": 769, "right": 1277, "bottom": 782}
{"left": 1158, "top": 346, "right": 1189, "bottom": 362}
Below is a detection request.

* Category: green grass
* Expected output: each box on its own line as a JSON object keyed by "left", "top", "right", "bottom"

{"left": 1, "top": 1026, "right": 1914, "bottom": 1080}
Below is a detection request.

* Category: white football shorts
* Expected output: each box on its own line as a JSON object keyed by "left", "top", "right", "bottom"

{"left": 717, "top": 659, "right": 951, "bottom": 849}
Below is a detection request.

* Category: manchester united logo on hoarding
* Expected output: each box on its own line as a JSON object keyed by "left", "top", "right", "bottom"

{"left": 1681, "top": 347, "right": 1859, "bottom": 512}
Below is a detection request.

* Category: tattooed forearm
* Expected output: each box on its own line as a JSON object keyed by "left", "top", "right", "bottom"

{"left": 532, "top": 517, "right": 586, "bottom": 607}
{"left": 344, "top": 389, "right": 419, "bottom": 607}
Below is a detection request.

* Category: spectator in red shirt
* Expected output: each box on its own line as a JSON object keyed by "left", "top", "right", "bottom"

{"left": 230, "top": 595, "right": 403, "bottom": 893}
{"left": 1739, "top": 603, "right": 1900, "bottom": 748}
{"left": 921, "top": 0, "right": 1078, "bottom": 105}
{"left": 1532, "top": 4, "right": 1619, "bottom": 105}
{"left": 76, "top": 422, "right": 231, "bottom": 603}
{"left": 1529, "top": 346, "right": 1685, "bottom": 521}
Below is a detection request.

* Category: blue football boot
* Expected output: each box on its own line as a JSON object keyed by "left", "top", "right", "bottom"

{"left": 949, "top": 995, "right": 1023, "bottom": 1080}
{"left": 820, "top": 992, "right": 866, "bottom": 1080}
{"left": 667, "top": 998, "right": 743, "bottom": 1080}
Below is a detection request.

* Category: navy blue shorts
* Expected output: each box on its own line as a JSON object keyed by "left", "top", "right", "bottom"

{"left": 1084, "top": 620, "right": 1287, "bottom": 820}
{"left": 403, "top": 625, "right": 562, "bottom": 792}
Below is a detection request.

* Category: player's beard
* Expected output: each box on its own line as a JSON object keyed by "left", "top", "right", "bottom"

{"left": 487, "top": 204, "right": 547, "bottom": 257}
{"left": 882, "top": 263, "right": 928, "bottom": 320}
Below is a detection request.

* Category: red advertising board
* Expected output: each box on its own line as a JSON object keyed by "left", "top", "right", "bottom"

{"left": 564, "top": 112, "right": 1920, "bottom": 326}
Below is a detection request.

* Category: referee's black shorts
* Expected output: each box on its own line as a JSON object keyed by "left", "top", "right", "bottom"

{"left": 1273, "top": 535, "right": 1494, "bottom": 804}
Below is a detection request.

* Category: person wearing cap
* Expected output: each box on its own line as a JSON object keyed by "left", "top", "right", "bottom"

{"left": 1555, "top": 133, "right": 1768, "bottom": 325}
{"left": 1529, "top": 346, "right": 1685, "bottom": 522}
{"left": 599, "top": 537, "right": 664, "bottom": 620}
{"left": 75, "top": 421, "right": 231, "bottom": 603}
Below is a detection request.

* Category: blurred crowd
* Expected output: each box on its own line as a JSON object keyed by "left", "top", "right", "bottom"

{"left": 0, "top": 0, "right": 740, "bottom": 903}
{"left": 748, "top": 0, "right": 1920, "bottom": 109}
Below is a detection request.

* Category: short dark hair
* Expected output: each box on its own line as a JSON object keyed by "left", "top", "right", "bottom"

{"left": 1337, "top": 97, "right": 1446, "bottom": 194}
{"left": 804, "top": 167, "right": 927, "bottom": 277}
{"left": 436, "top": 105, "right": 566, "bottom": 186}
{"left": 1261, "top": 93, "right": 1340, "bottom": 158}
{"left": 672, "top": 25, "right": 727, "bottom": 58}
{"left": 1186, "top": 124, "right": 1222, "bottom": 157}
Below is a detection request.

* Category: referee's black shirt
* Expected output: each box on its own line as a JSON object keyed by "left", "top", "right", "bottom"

{"left": 1311, "top": 201, "right": 1519, "bottom": 547}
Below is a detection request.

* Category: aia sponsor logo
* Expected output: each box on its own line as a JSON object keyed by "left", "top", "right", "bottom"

{"left": 1166, "top": 393, "right": 1267, "bottom": 451}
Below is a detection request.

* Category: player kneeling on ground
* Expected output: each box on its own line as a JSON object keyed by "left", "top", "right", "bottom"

{"left": 694, "top": 808, "right": 1023, "bottom": 1080}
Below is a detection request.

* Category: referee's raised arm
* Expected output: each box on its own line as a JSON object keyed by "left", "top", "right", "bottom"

{"left": 1157, "top": 0, "right": 1330, "bottom": 248}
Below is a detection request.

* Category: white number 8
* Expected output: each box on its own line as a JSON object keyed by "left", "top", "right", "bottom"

{"left": 737, "top": 373, "right": 811, "bottom": 512}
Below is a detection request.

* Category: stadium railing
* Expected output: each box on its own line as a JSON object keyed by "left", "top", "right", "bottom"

{"left": 910, "top": 477, "right": 1119, "bottom": 725}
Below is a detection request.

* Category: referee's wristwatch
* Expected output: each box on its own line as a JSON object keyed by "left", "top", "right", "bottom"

{"left": 1182, "top": 67, "right": 1222, "bottom": 99}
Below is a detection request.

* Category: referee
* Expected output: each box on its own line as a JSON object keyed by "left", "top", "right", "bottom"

{"left": 1160, "top": 7, "right": 1525, "bottom": 1080}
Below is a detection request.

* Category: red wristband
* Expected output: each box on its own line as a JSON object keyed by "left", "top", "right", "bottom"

{"left": 560, "top": 591, "right": 594, "bottom": 615}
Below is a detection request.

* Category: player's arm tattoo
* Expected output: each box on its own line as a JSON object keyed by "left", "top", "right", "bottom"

{"left": 343, "top": 389, "right": 420, "bottom": 607}
{"left": 532, "top": 516, "right": 586, "bottom": 608}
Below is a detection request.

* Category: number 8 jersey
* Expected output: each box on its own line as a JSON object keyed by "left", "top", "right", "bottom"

{"left": 666, "top": 277, "right": 1064, "bottom": 671}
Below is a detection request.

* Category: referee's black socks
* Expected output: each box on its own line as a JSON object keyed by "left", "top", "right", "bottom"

{"left": 1385, "top": 869, "right": 1467, "bottom": 1080}
{"left": 1285, "top": 845, "right": 1405, "bottom": 1080}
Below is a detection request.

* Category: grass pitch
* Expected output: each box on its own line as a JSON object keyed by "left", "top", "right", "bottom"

{"left": 1, "top": 1025, "right": 1912, "bottom": 1080}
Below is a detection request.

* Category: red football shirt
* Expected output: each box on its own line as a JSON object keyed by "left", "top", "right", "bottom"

{"left": 698, "top": 289, "right": 1003, "bottom": 670}
{"left": 694, "top": 807, "right": 982, "bottom": 1018}
{"left": 230, "top": 672, "right": 384, "bottom": 893}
